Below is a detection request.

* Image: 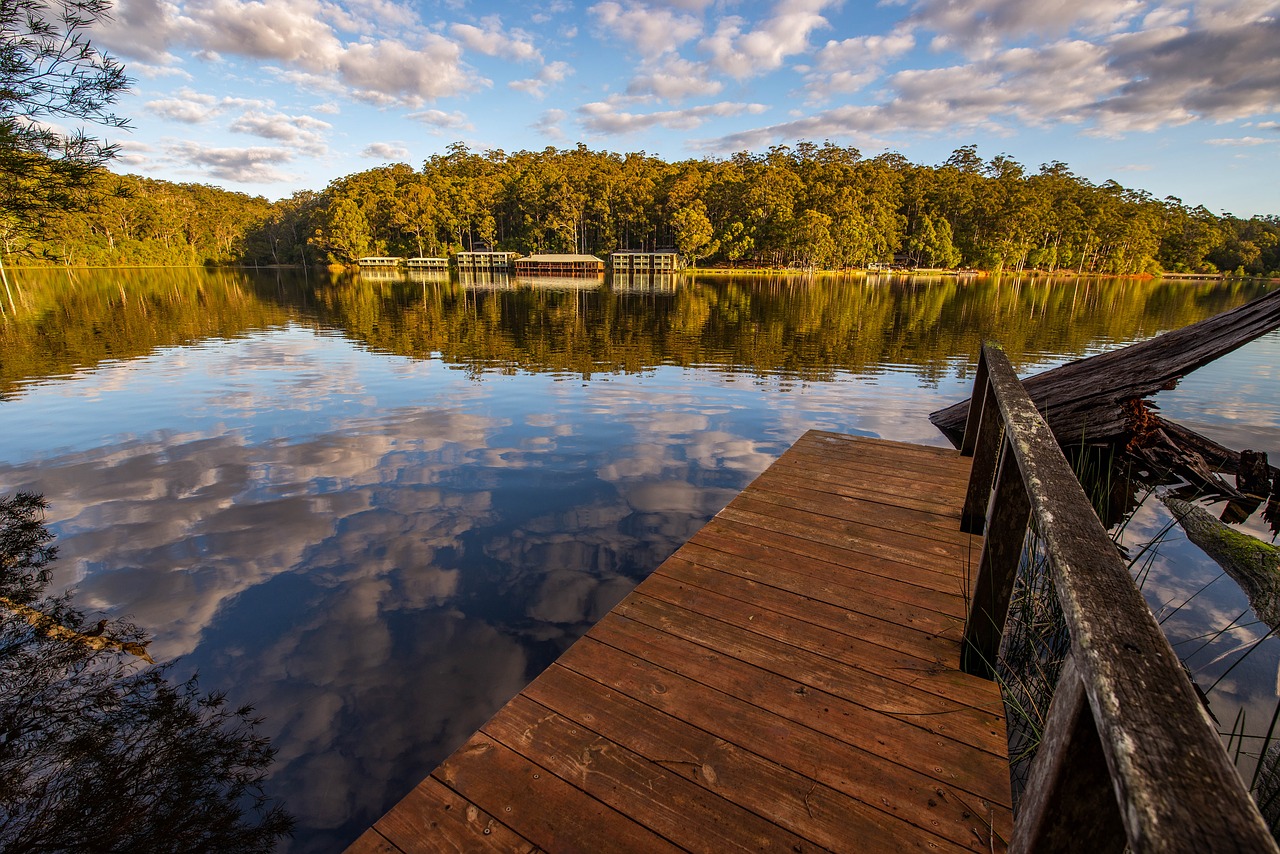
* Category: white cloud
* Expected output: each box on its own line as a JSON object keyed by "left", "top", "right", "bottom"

{"left": 579, "top": 99, "right": 768, "bottom": 134}
{"left": 532, "top": 108, "right": 568, "bottom": 140}
{"left": 406, "top": 109, "right": 473, "bottom": 131}
{"left": 450, "top": 17, "right": 541, "bottom": 62}
{"left": 182, "top": 0, "right": 345, "bottom": 68}
{"left": 1093, "top": 19, "right": 1280, "bottom": 132}
{"left": 626, "top": 57, "right": 723, "bottom": 100}
{"left": 589, "top": 1, "right": 702, "bottom": 60}
{"left": 361, "top": 142, "right": 410, "bottom": 159}
{"left": 92, "top": 0, "right": 183, "bottom": 64}
{"left": 230, "top": 111, "right": 332, "bottom": 154}
{"left": 908, "top": 0, "right": 1146, "bottom": 57}
{"left": 701, "top": 0, "right": 838, "bottom": 79}
{"left": 1206, "top": 136, "right": 1273, "bottom": 146}
{"left": 336, "top": 37, "right": 483, "bottom": 106}
{"left": 711, "top": 0, "right": 1280, "bottom": 152}
{"left": 509, "top": 60, "right": 573, "bottom": 99}
{"left": 101, "top": 0, "right": 485, "bottom": 108}
{"left": 144, "top": 88, "right": 221, "bottom": 123}
{"left": 114, "top": 139, "right": 156, "bottom": 168}
{"left": 166, "top": 141, "right": 294, "bottom": 183}
{"left": 806, "top": 29, "right": 916, "bottom": 98}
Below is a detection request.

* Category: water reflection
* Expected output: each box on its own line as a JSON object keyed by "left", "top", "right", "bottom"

{"left": 2, "top": 268, "right": 1269, "bottom": 398}
{"left": 0, "top": 268, "right": 1274, "bottom": 851}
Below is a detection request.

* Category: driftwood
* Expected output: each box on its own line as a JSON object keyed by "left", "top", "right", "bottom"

{"left": 931, "top": 287, "right": 1280, "bottom": 448}
{"left": 1159, "top": 491, "right": 1280, "bottom": 629}
{"left": 931, "top": 288, "right": 1280, "bottom": 496}
{"left": 0, "top": 596, "right": 154, "bottom": 663}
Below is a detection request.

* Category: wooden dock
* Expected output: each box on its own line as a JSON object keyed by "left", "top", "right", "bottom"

{"left": 348, "top": 430, "right": 1012, "bottom": 853}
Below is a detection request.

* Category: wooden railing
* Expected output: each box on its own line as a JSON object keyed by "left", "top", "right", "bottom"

{"left": 959, "top": 342, "right": 1277, "bottom": 853}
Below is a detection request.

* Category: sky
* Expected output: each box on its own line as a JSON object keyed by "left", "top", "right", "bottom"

{"left": 86, "top": 0, "right": 1280, "bottom": 216}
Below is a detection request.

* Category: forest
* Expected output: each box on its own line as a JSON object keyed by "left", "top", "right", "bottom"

{"left": 10, "top": 142, "right": 1280, "bottom": 276}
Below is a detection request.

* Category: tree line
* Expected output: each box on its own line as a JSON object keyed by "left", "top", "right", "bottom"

{"left": 12, "top": 142, "right": 1280, "bottom": 276}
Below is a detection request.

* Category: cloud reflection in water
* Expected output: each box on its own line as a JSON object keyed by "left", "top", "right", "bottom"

{"left": 1, "top": 327, "right": 855, "bottom": 851}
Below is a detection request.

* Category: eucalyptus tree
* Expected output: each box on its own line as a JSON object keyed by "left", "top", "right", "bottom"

{"left": 0, "top": 0, "right": 129, "bottom": 293}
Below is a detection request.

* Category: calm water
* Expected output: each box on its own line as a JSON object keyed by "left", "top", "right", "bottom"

{"left": 0, "top": 268, "right": 1276, "bottom": 850}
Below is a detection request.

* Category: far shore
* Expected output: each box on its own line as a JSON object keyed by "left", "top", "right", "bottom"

{"left": 6, "top": 262, "right": 1260, "bottom": 281}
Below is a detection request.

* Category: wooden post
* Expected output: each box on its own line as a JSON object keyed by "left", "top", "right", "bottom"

{"left": 962, "top": 435, "right": 1030, "bottom": 678}
{"left": 961, "top": 380, "right": 1002, "bottom": 534}
{"left": 960, "top": 347, "right": 990, "bottom": 457}
{"left": 1010, "top": 655, "right": 1125, "bottom": 853}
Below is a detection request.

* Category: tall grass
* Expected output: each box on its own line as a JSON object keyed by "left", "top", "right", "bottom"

{"left": 992, "top": 443, "right": 1280, "bottom": 834}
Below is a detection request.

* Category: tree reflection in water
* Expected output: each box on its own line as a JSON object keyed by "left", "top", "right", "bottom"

{"left": 0, "top": 268, "right": 1273, "bottom": 851}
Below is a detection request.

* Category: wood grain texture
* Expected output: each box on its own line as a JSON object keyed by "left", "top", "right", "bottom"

{"left": 930, "top": 287, "right": 1280, "bottom": 444}
{"left": 968, "top": 345, "right": 1277, "bottom": 853}
{"left": 348, "top": 431, "right": 1012, "bottom": 854}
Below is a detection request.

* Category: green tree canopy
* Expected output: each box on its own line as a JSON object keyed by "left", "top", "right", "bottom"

{"left": 1, "top": 0, "right": 130, "bottom": 240}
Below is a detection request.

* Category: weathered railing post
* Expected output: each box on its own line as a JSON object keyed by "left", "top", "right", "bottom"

{"left": 959, "top": 346, "right": 990, "bottom": 458}
{"left": 1008, "top": 656, "right": 1125, "bottom": 853}
{"left": 961, "top": 434, "right": 1030, "bottom": 678}
{"left": 961, "top": 369, "right": 1002, "bottom": 533}
{"left": 957, "top": 341, "right": 1277, "bottom": 852}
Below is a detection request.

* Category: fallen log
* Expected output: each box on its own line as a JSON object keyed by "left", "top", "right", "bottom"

{"left": 1158, "top": 491, "right": 1280, "bottom": 630}
{"left": 930, "top": 287, "right": 1280, "bottom": 447}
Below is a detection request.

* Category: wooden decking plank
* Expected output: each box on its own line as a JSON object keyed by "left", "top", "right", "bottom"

{"left": 635, "top": 569, "right": 1001, "bottom": 713}
{"left": 711, "top": 504, "right": 977, "bottom": 594}
{"left": 557, "top": 635, "right": 1009, "bottom": 850}
{"left": 805, "top": 430, "right": 969, "bottom": 466}
{"left": 765, "top": 457, "right": 970, "bottom": 517}
{"left": 485, "top": 694, "right": 815, "bottom": 852}
{"left": 372, "top": 777, "right": 537, "bottom": 853}
{"left": 696, "top": 512, "right": 972, "bottom": 604}
{"left": 352, "top": 432, "right": 1013, "bottom": 854}
{"left": 784, "top": 433, "right": 972, "bottom": 483}
{"left": 749, "top": 469, "right": 976, "bottom": 537}
{"left": 591, "top": 608, "right": 1007, "bottom": 769}
{"left": 740, "top": 478, "right": 978, "bottom": 548}
{"left": 726, "top": 493, "right": 974, "bottom": 570}
{"left": 772, "top": 437, "right": 970, "bottom": 487}
{"left": 431, "top": 734, "right": 683, "bottom": 853}
{"left": 677, "top": 530, "right": 968, "bottom": 630}
{"left": 656, "top": 552, "right": 963, "bottom": 666}
{"left": 780, "top": 444, "right": 974, "bottom": 496}
{"left": 524, "top": 663, "right": 955, "bottom": 853}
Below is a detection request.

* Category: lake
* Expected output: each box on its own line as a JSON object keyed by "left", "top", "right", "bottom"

{"left": 0, "top": 267, "right": 1276, "bottom": 850}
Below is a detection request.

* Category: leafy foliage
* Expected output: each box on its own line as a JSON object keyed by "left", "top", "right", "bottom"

{"left": 14, "top": 141, "right": 1280, "bottom": 275}
{"left": 0, "top": 493, "right": 293, "bottom": 852}
{"left": 0, "top": 0, "right": 130, "bottom": 250}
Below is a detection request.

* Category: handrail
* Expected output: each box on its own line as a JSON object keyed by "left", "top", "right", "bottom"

{"left": 960, "top": 342, "right": 1276, "bottom": 853}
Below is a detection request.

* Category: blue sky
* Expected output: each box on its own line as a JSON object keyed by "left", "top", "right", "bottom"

{"left": 89, "top": 0, "right": 1280, "bottom": 216}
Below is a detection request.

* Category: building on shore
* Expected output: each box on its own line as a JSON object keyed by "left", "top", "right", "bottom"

{"left": 457, "top": 251, "right": 518, "bottom": 272}
{"left": 514, "top": 254, "right": 605, "bottom": 276}
{"left": 609, "top": 252, "right": 679, "bottom": 273}
{"left": 405, "top": 257, "right": 448, "bottom": 269}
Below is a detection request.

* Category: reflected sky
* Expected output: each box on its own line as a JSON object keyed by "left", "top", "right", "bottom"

{"left": 0, "top": 271, "right": 1276, "bottom": 851}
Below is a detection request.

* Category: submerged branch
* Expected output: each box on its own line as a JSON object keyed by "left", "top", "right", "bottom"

{"left": 1159, "top": 491, "right": 1280, "bottom": 630}
{"left": 0, "top": 595, "right": 154, "bottom": 663}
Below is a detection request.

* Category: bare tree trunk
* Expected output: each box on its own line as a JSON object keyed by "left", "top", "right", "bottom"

{"left": 0, "top": 252, "right": 19, "bottom": 316}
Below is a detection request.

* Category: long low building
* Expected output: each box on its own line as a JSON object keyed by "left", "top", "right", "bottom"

{"left": 514, "top": 254, "right": 605, "bottom": 276}
{"left": 457, "top": 251, "right": 518, "bottom": 271}
{"left": 610, "top": 251, "right": 679, "bottom": 272}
